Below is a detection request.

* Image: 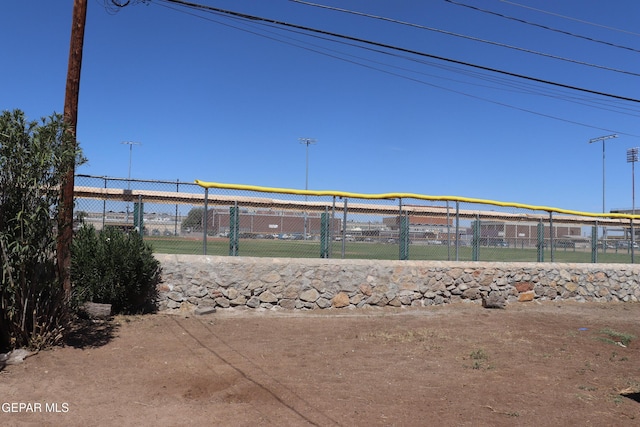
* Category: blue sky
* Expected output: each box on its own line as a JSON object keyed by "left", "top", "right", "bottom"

{"left": 2, "top": 0, "right": 639, "bottom": 213}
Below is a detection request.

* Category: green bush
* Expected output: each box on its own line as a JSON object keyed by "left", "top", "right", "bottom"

{"left": 1, "top": 110, "right": 82, "bottom": 351}
{"left": 71, "top": 225, "right": 161, "bottom": 314}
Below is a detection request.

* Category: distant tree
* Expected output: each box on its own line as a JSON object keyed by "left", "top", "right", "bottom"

{"left": 75, "top": 210, "right": 88, "bottom": 222}
{"left": 181, "top": 207, "right": 205, "bottom": 232}
{"left": 0, "top": 109, "right": 84, "bottom": 351}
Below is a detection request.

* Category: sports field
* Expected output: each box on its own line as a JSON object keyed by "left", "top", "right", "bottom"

{"left": 145, "top": 236, "right": 636, "bottom": 263}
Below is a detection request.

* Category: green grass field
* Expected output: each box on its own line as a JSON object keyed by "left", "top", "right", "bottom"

{"left": 144, "top": 237, "right": 636, "bottom": 264}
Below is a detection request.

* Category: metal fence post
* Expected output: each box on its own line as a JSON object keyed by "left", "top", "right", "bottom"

{"left": 398, "top": 199, "right": 408, "bottom": 260}
{"left": 549, "top": 212, "right": 555, "bottom": 262}
{"left": 102, "top": 176, "right": 107, "bottom": 230}
{"left": 472, "top": 214, "right": 480, "bottom": 261}
{"left": 398, "top": 197, "right": 402, "bottom": 258}
{"left": 446, "top": 201, "right": 451, "bottom": 261}
{"left": 330, "top": 196, "right": 336, "bottom": 258}
{"left": 631, "top": 218, "right": 635, "bottom": 264}
{"left": 400, "top": 210, "right": 409, "bottom": 260}
{"left": 455, "top": 201, "right": 460, "bottom": 261}
{"left": 537, "top": 220, "right": 544, "bottom": 262}
{"left": 591, "top": 222, "right": 598, "bottom": 263}
{"left": 341, "top": 198, "right": 347, "bottom": 259}
{"left": 203, "top": 188, "right": 208, "bottom": 255}
{"left": 175, "top": 179, "right": 179, "bottom": 236}
{"left": 134, "top": 194, "right": 143, "bottom": 237}
{"left": 229, "top": 202, "right": 239, "bottom": 256}
{"left": 320, "top": 208, "right": 329, "bottom": 258}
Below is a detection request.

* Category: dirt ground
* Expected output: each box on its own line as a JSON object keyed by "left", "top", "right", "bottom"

{"left": 1, "top": 301, "right": 640, "bottom": 426}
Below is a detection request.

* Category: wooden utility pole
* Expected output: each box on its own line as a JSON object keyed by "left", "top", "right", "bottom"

{"left": 58, "top": 0, "right": 88, "bottom": 299}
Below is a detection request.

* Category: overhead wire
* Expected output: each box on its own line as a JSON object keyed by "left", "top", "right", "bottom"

{"left": 287, "top": 1, "right": 640, "bottom": 116}
{"left": 291, "top": 0, "right": 640, "bottom": 78}
{"left": 149, "top": 0, "right": 640, "bottom": 136}
{"left": 154, "top": 0, "right": 639, "bottom": 116}
{"left": 154, "top": 0, "right": 640, "bottom": 104}
{"left": 498, "top": 0, "right": 640, "bottom": 37}
{"left": 106, "top": 0, "right": 640, "bottom": 137}
{"left": 446, "top": 0, "right": 640, "bottom": 53}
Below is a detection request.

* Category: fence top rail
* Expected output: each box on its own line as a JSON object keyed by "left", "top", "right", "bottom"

{"left": 195, "top": 180, "right": 640, "bottom": 222}
{"left": 74, "top": 186, "right": 204, "bottom": 205}
{"left": 76, "top": 174, "right": 201, "bottom": 188}
{"left": 74, "top": 185, "right": 629, "bottom": 226}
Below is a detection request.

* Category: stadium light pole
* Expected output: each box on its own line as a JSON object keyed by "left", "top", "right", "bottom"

{"left": 589, "top": 134, "right": 618, "bottom": 251}
{"left": 628, "top": 148, "right": 638, "bottom": 215}
{"left": 299, "top": 137, "right": 317, "bottom": 240}
{"left": 627, "top": 147, "right": 638, "bottom": 263}
{"left": 122, "top": 141, "right": 141, "bottom": 222}
{"left": 588, "top": 134, "right": 618, "bottom": 214}
{"left": 122, "top": 141, "right": 141, "bottom": 189}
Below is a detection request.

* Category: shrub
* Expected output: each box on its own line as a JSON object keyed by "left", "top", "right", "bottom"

{"left": 0, "top": 110, "right": 82, "bottom": 351}
{"left": 71, "top": 225, "right": 161, "bottom": 314}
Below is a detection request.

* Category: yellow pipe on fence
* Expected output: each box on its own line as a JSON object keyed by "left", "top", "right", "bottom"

{"left": 195, "top": 180, "right": 640, "bottom": 221}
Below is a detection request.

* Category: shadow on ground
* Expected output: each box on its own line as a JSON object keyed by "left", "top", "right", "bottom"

{"left": 64, "top": 317, "right": 119, "bottom": 349}
{"left": 622, "top": 392, "right": 640, "bottom": 404}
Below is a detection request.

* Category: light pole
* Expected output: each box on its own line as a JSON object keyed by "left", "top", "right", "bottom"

{"left": 121, "top": 141, "right": 141, "bottom": 222}
{"left": 588, "top": 134, "right": 618, "bottom": 213}
{"left": 122, "top": 141, "right": 141, "bottom": 189}
{"left": 628, "top": 148, "right": 638, "bottom": 215}
{"left": 299, "top": 137, "right": 316, "bottom": 240}
{"left": 589, "top": 134, "right": 618, "bottom": 251}
{"left": 627, "top": 147, "right": 638, "bottom": 262}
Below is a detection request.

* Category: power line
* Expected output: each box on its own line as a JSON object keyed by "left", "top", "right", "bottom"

{"left": 156, "top": 0, "right": 640, "bottom": 104}
{"left": 292, "top": 0, "right": 640, "bottom": 78}
{"left": 117, "top": 0, "right": 640, "bottom": 116}
{"left": 108, "top": 0, "right": 639, "bottom": 135}
{"left": 153, "top": 0, "right": 640, "bottom": 132}
{"left": 498, "top": 0, "right": 640, "bottom": 37}
{"left": 445, "top": 0, "right": 640, "bottom": 53}
{"left": 156, "top": 0, "right": 640, "bottom": 135}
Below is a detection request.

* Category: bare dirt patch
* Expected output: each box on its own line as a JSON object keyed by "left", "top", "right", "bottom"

{"left": 2, "top": 301, "right": 640, "bottom": 426}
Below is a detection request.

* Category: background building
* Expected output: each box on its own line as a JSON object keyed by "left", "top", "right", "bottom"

{"left": 208, "top": 208, "right": 342, "bottom": 238}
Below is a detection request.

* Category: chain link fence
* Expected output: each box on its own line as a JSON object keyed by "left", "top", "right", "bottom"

{"left": 74, "top": 174, "right": 639, "bottom": 263}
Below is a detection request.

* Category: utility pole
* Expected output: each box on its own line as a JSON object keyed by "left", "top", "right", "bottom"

{"left": 58, "top": 0, "right": 88, "bottom": 300}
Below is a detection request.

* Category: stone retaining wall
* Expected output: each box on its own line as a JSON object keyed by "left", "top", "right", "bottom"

{"left": 155, "top": 254, "right": 640, "bottom": 313}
